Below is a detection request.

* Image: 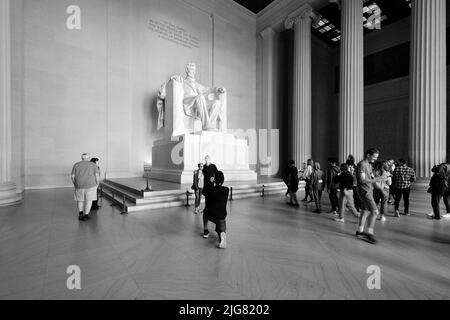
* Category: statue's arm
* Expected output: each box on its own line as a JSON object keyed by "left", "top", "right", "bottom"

{"left": 170, "top": 75, "right": 184, "bottom": 83}
{"left": 200, "top": 84, "right": 226, "bottom": 95}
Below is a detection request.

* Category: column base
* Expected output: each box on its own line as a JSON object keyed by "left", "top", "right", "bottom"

{"left": 0, "top": 182, "right": 23, "bottom": 207}
{"left": 411, "top": 178, "right": 430, "bottom": 192}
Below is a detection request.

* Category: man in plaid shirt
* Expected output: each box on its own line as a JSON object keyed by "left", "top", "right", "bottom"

{"left": 393, "top": 159, "right": 416, "bottom": 217}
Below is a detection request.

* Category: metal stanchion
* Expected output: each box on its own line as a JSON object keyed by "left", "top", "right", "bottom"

{"left": 120, "top": 195, "right": 128, "bottom": 215}
{"left": 143, "top": 172, "right": 152, "bottom": 192}
{"left": 230, "top": 187, "right": 233, "bottom": 201}
{"left": 110, "top": 192, "right": 117, "bottom": 207}
{"left": 186, "top": 190, "right": 194, "bottom": 207}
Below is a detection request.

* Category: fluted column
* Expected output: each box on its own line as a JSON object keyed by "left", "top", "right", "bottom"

{"left": 339, "top": 0, "right": 364, "bottom": 163}
{"left": 0, "top": 0, "right": 22, "bottom": 206}
{"left": 410, "top": 0, "right": 447, "bottom": 179}
{"left": 259, "top": 27, "right": 276, "bottom": 176}
{"left": 260, "top": 27, "right": 275, "bottom": 132}
{"left": 285, "top": 4, "right": 317, "bottom": 165}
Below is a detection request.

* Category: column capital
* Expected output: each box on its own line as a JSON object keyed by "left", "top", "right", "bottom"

{"left": 284, "top": 4, "right": 321, "bottom": 30}
{"left": 260, "top": 27, "right": 275, "bottom": 39}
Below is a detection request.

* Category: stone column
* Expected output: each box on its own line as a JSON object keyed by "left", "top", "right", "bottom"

{"left": 339, "top": 0, "right": 364, "bottom": 163}
{"left": 410, "top": 0, "right": 447, "bottom": 179}
{"left": 260, "top": 27, "right": 275, "bottom": 132}
{"left": 260, "top": 27, "right": 276, "bottom": 176}
{"left": 285, "top": 4, "right": 318, "bottom": 166}
{"left": 0, "top": 0, "right": 22, "bottom": 206}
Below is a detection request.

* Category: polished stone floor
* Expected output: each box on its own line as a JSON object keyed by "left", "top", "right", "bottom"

{"left": 0, "top": 188, "right": 449, "bottom": 300}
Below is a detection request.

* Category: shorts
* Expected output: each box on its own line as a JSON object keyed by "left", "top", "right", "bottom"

{"left": 74, "top": 187, "right": 98, "bottom": 202}
{"left": 357, "top": 190, "right": 378, "bottom": 213}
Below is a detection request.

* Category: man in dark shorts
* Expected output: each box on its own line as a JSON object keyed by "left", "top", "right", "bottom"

{"left": 71, "top": 153, "right": 100, "bottom": 221}
{"left": 202, "top": 171, "right": 230, "bottom": 249}
{"left": 355, "top": 148, "right": 383, "bottom": 244}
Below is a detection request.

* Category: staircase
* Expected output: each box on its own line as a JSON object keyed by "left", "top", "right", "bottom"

{"left": 100, "top": 179, "right": 305, "bottom": 214}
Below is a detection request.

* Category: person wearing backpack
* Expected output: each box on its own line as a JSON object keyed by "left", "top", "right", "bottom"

{"left": 286, "top": 160, "right": 300, "bottom": 207}
{"left": 427, "top": 163, "right": 450, "bottom": 220}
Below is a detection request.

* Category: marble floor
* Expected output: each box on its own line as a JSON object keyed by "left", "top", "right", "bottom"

{"left": 0, "top": 188, "right": 449, "bottom": 300}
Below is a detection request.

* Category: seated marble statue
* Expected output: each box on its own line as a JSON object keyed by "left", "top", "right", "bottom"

{"left": 172, "top": 62, "right": 227, "bottom": 132}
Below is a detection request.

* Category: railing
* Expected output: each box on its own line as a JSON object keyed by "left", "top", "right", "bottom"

{"left": 101, "top": 183, "right": 129, "bottom": 215}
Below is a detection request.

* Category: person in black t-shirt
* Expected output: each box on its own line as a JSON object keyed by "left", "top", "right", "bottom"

{"left": 335, "top": 163, "right": 360, "bottom": 222}
{"left": 202, "top": 171, "right": 230, "bottom": 249}
{"left": 90, "top": 158, "right": 101, "bottom": 211}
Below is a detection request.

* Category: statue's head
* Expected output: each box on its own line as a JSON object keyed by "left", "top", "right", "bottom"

{"left": 81, "top": 153, "right": 90, "bottom": 161}
{"left": 185, "top": 62, "right": 197, "bottom": 78}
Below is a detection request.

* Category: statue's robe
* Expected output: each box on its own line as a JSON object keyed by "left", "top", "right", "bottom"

{"left": 182, "top": 78, "right": 223, "bottom": 131}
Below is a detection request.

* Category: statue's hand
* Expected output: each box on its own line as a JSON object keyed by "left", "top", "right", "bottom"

{"left": 217, "top": 87, "right": 226, "bottom": 94}
{"left": 170, "top": 75, "right": 183, "bottom": 83}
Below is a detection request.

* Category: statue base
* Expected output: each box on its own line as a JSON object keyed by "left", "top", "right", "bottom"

{"left": 150, "top": 131, "right": 257, "bottom": 184}
{"left": 0, "top": 182, "right": 23, "bottom": 207}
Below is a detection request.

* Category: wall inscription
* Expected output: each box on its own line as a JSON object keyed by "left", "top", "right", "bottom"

{"left": 147, "top": 19, "right": 200, "bottom": 49}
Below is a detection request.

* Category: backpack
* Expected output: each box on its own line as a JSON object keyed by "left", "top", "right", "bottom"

{"left": 444, "top": 166, "right": 450, "bottom": 192}
{"left": 430, "top": 164, "right": 450, "bottom": 194}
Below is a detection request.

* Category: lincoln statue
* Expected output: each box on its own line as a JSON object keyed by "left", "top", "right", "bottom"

{"left": 179, "top": 62, "right": 226, "bottom": 131}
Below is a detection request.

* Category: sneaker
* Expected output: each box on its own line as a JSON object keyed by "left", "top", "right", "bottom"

{"left": 194, "top": 208, "right": 199, "bottom": 214}
{"left": 377, "top": 215, "right": 387, "bottom": 222}
{"left": 334, "top": 218, "right": 345, "bottom": 223}
{"left": 218, "top": 232, "right": 227, "bottom": 249}
{"left": 427, "top": 213, "right": 440, "bottom": 220}
{"left": 203, "top": 230, "right": 210, "bottom": 239}
{"left": 394, "top": 211, "right": 400, "bottom": 218}
{"left": 364, "top": 233, "right": 378, "bottom": 245}
{"left": 404, "top": 212, "right": 411, "bottom": 216}
{"left": 442, "top": 214, "right": 450, "bottom": 219}
{"left": 78, "top": 212, "right": 84, "bottom": 221}
{"left": 356, "top": 231, "right": 366, "bottom": 239}
{"left": 313, "top": 209, "right": 322, "bottom": 214}
{"left": 81, "top": 215, "right": 90, "bottom": 221}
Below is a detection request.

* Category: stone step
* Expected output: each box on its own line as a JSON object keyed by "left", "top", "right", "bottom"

{"left": 99, "top": 179, "right": 296, "bottom": 213}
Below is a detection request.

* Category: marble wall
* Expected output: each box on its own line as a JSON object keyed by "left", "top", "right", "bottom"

{"left": 11, "top": 0, "right": 256, "bottom": 189}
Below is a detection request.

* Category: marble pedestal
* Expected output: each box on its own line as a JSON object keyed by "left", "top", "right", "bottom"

{"left": 150, "top": 131, "right": 257, "bottom": 184}
{"left": 0, "top": 182, "right": 22, "bottom": 207}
